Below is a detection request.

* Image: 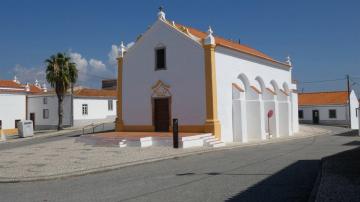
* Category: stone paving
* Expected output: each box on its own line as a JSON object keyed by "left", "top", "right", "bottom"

{"left": 0, "top": 125, "right": 331, "bottom": 182}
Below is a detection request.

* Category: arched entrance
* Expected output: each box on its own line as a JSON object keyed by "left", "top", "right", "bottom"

{"left": 151, "top": 80, "right": 172, "bottom": 132}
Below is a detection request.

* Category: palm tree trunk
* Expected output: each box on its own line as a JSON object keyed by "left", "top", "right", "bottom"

{"left": 57, "top": 95, "right": 64, "bottom": 130}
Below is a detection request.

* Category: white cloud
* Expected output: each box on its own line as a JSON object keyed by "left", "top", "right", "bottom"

{"left": 108, "top": 42, "right": 134, "bottom": 66}
{"left": 89, "top": 59, "right": 106, "bottom": 71}
{"left": 12, "top": 64, "right": 46, "bottom": 84}
{"left": 69, "top": 52, "right": 88, "bottom": 73}
{"left": 108, "top": 44, "right": 119, "bottom": 65}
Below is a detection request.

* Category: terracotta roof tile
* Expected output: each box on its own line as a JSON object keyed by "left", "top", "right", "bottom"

{"left": 0, "top": 80, "right": 23, "bottom": 89}
{"left": 27, "top": 84, "right": 43, "bottom": 94}
{"left": 74, "top": 88, "right": 116, "bottom": 98}
{"left": 298, "top": 91, "right": 348, "bottom": 106}
{"left": 175, "top": 24, "right": 289, "bottom": 67}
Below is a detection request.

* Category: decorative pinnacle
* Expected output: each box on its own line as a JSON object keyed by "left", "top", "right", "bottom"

{"left": 286, "top": 55, "right": 292, "bottom": 66}
{"left": 207, "top": 26, "right": 213, "bottom": 35}
{"left": 157, "top": 6, "right": 166, "bottom": 20}
{"left": 119, "top": 41, "right": 126, "bottom": 58}
{"left": 42, "top": 83, "right": 47, "bottom": 92}
{"left": 204, "top": 26, "right": 215, "bottom": 45}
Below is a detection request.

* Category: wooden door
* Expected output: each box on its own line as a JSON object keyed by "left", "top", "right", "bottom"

{"left": 153, "top": 98, "right": 170, "bottom": 132}
{"left": 30, "top": 113, "right": 35, "bottom": 128}
{"left": 312, "top": 110, "right": 319, "bottom": 124}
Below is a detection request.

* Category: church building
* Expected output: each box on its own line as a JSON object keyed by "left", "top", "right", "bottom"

{"left": 115, "top": 9, "right": 299, "bottom": 143}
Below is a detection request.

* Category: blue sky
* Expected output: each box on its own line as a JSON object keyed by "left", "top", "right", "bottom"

{"left": 0, "top": 0, "right": 359, "bottom": 93}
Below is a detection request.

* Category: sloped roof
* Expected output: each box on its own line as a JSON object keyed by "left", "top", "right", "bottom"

{"left": 73, "top": 88, "right": 116, "bottom": 98}
{"left": 27, "top": 84, "right": 43, "bottom": 94}
{"left": 174, "top": 23, "right": 290, "bottom": 67}
{"left": 0, "top": 80, "right": 23, "bottom": 89}
{"left": 298, "top": 91, "right": 349, "bottom": 106}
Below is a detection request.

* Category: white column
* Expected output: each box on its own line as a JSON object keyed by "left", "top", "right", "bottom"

{"left": 286, "top": 96, "right": 292, "bottom": 136}
{"left": 240, "top": 99, "right": 248, "bottom": 143}
{"left": 291, "top": 92, "right": 299, "bottom": 133}
{"left": 259, "top": 96, "right": 266, "bottom": 140}
{"left": 273, "top": 96, "right": 280, "bottom": 138}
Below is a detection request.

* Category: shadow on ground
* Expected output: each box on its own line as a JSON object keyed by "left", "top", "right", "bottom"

{"left": 225, "top": 130, "right": 360, "bottom": 202}
{"left": 225, "top": 160, "right": 320, "bottom": 202}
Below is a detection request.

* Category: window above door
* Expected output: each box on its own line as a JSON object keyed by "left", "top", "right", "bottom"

{"left": 155, "top": 47, "right": 166, "bottom": 71}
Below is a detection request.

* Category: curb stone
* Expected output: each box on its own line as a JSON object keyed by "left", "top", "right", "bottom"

{"left": 0, "top": 130, "right": 331, "bottom": 183}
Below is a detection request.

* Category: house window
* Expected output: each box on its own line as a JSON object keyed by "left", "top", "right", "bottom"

{"left": 329, "top": 109, "right": 337, "bottom": 118}
{"left": 43, "top": 97, "right": 47, "bottom": 104}
{"left": 155, "top": 47, "right": 166, "bottom": 70}
{"left": 43, "top": 109, "right": 49, "bottom": 119}
{"left": 82, "top": 104, "right": 88, "bottom": 115}
{"left": 15, "top": 120, "right": 21, "bottom": 128}
{"left": 108, "top": 100, "right": 113, "bottom": 111}
{"left": 298, "top": 110, "right": 304, "bottom": 119}
{"left": 0, "top": 120, "right": 2, "bottom": 129}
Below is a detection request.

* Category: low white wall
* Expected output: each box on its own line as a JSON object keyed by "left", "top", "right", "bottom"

{"left": 0, "top": 94, "right": 26, "bottom": 129}
{"left": 73, "top": 98, "right": 116, "bottom": 126}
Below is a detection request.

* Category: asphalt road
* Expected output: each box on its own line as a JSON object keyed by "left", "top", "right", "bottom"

{"left": 0, "top": 126, "right": 358, "bottom": 202}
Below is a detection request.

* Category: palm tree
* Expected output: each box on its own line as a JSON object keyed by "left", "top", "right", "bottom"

{"left": 45, "top": 53, "right": 78, "bottom": 130}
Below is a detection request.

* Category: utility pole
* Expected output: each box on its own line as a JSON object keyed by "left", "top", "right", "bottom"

{"left": 346, "top": 74, "right": 351, "bottom": 128}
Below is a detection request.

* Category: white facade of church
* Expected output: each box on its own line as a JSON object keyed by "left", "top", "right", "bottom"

{"left": 115, "top": 10, "right": 299, "bottom": 143}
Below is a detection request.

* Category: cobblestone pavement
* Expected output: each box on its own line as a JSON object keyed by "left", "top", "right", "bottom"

{"left": 0, "top": 125, "right": 336, "bottom": 182}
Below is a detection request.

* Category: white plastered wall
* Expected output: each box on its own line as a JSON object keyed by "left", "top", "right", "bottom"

{"left": 27, "top": 95, "right": 71, "bottom": 128}
{"left": 0, "top": 94, "right": 26, "bottom": 129}
{"left": 299, "top": 105, "right": 348, "bottom": 124}
{"left": 350, "top": 90, "right": 359, "bottom": 129}
{"left": 122, "top": 20, "right": 206, "bottom": 126}
{"left": 73, "top": 98, "right": 116, "bottom": 126}
{"left": 215, "top": 46, "right": 294, "bottom": 142}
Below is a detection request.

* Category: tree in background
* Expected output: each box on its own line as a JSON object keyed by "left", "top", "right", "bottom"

{"left": 45, "top": 53, "right": 78, "bottom": 130}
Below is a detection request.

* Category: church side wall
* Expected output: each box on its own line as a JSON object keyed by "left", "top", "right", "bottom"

{"left": 215, "top": 46, "right": 293, "bottom": 142}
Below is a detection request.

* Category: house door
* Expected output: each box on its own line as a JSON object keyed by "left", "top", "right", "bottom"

{"left": 30, "top": 113, "right": 35, "bottom": 128}
{"left": 153, "top": 98, "right": 170, "bottom": 132}
{"left": 312, "top": 110, "right": 319, "bottom": 124}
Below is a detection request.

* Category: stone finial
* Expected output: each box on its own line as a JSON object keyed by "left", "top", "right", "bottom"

{"left": 42, "top": 83, "right": 47, "bottom": 92}
{"left": 286, "top": 55, "right": 292, "bottom": 66}
{"left": 25, "top": 83, "right": 30, "bottom": 92}
{"left": 204, "top": 26, "right": 215, "bottom": 45}
{"left": 157, "top": 6, "right": 166, "bottom": 20}
{"left": 35, "top": 79, "right": 40, "bottom": 88}
{"left": 118, "top": 41, "right": 126, "bottom": 58}
{"left": 13, "top": 76, "right": 20, "bottom": 84}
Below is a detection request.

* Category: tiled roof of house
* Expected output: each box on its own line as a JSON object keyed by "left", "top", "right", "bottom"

{"left": 27, "top": 84, "right": 43, "bottom": 94}
{"left": 298, "top": 91, "right": 349, "bottom": 106}
{"left": 174, "top": 23, "right": 290, "bottom": 67}
{"left": 0, "top": 80, "right": 23, "bottom": 89}
{"left": 0, "top": 80, "right": 45, "bottom": 94}
{"left": 73, "top": 88, "right": 116, "bottom": 98}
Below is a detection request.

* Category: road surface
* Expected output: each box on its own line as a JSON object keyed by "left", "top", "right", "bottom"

{"left": 0, "top": 126, "right": 357, "bottom": 202}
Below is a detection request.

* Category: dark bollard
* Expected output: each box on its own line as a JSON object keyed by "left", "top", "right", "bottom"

{"left": 173, "top": 119, "right": 179, "bottom": 148}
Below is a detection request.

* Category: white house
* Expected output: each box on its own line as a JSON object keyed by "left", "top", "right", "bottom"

{"left": 298, "top": 90, "right": 359, "bottom": 129}
{"left": 0, "top": 77, "right": 46, "bottom": 135}
{"left": 27, "top": 88, "right": 117, "bottom": 130}
{"left": 114, "top": 9, "right": 299, "bottom": 143}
